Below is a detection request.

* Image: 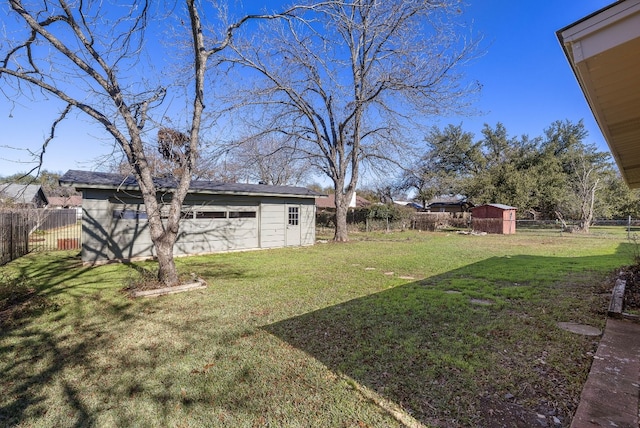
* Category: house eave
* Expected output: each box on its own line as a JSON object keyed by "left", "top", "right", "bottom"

{"left": 557, "top": 0, "right": 640, "bottom": 188}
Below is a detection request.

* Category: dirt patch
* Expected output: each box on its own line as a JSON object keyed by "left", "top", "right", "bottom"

{"left": 120, "top": 269, "right": 206, "bottom": 298}
{"left": 616, "top": 265, "right": 640, "bottom": 312}
{"left": 0, "top": 281, "right": 58, "bottom": 327}
{"left": 479, "top": 395, "right": 563, "bottom": 427}
{"left": 131, "top": 280, "right": 207, "bottom": 298}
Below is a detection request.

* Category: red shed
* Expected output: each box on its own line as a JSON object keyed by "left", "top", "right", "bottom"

{"left": 471, "top": 204, "right": 517, "bottom": 234}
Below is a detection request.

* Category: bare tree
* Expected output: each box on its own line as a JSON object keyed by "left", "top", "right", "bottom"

{"left": 113, "top": 128, "right": 208, "bottom": 180}
{"left": 569, "top": 150, "right": 608, "bottom": 233}
{"left": 0, "top": 1, "right": 288, "bottom": 286}
{"left": 226, "top": 0, "right": 479, "bottom": 241}
{"left": 223, "top": 137, "right": 311, "bottom": 185}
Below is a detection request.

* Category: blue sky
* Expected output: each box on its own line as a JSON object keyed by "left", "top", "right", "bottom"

{"left": 0, "top": 0, "right": 614, "bottom": 180}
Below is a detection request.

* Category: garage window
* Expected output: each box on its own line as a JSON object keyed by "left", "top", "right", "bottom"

{"left": 195, "top": 211, "right": 227, "bottom": 219}
{"left": 181, "top": 211, "right": 195, "bottom": 220}
{"left": 229, "top": 211, "right": 257, "bottom": 219}
{"left": 113, "top": 209, "right": 148, "bottom": 221}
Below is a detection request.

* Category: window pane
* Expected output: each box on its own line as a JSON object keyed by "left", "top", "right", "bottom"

{"left": 288, "top": 207, "right": 299, "bottom": 226}
{"left": 229, "top": 211, "right": 256, "bottom": 218}
{"left": 195, "top": 211, "right": 226, "bottom": 219}
{"left": 113, "top": 209, "right": 147, "bottom": 220}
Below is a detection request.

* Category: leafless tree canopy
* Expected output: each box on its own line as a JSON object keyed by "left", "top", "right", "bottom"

{"left": 0, "top": 0, "right": 295, "bottom": 285}
{"left": 0, "top": 0, "right": 479, "bottom": 279}
{"left": 225, "top": 0, "right": 480, "bottom": 241}
{"left": 220, "top": 137, "right": 311, "bottom": 186}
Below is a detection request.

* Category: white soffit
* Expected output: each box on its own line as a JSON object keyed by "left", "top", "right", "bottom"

{"left": 561, "top": 1, "right": 640, "bottom": 61}
{"left": 558, "top": 0, "right": 640, "bottom": 187}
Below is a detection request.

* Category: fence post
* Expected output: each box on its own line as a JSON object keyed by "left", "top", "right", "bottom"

{"left": 10, "top": 212, "right": 15, "bottom": 260}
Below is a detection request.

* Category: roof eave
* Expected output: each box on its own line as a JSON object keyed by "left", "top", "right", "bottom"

{"left": 557, "top": 0, "right": 640, "bottom": 188}
{"left": 63, "top": 181, "right": 321, "bottom": 199}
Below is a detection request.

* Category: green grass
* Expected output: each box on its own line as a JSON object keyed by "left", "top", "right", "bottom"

{"left": 0, "top": 227, "right": 633, "bottom": 427}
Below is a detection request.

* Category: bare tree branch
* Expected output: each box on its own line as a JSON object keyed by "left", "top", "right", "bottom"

{"left": 0, "top": 0, "right": 303, "bottom": 285}
{"left": 225, "top": 0, "right": 480, "bottom": 240}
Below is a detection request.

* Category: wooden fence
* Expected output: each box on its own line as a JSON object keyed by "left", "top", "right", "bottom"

{"left": 411, "top": 212, "right": 470, "bottom": 231}
{"left": 0, "top": 208, "right": 81, "bottom": 266}
{"left": 0, "top": 211, "right": 30, "bottom": 266}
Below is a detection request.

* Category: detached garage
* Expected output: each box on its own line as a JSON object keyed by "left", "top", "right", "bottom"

{"left": 472, "top": 204, "right": 517, "bottom": 235}
{"left": 60, "top": 170, "right": 322, "bottom": 264}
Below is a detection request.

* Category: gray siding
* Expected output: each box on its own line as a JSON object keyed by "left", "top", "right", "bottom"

{"left": 80, "top": 190, "right": 315, "bottom": 263}
{"left": 81, "top": 190, "right": 114, "bottom": 263}
{"left": 260, "top": 199, "right": 287, "bottom": 248}
{"left": 300, "top": 202, "right": 316, "bottom": 245}
{"left": 177, "top": 203, "right": 259, "bottom": 254}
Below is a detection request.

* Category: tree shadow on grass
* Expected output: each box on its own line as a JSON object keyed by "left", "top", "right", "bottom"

{"left": 0, "top": 252, "right": 152, "bottom": 426}
{"left": 0, "top": 241, "right": 633, "bottom": 427}
{"left": 263, "top": 243, "right": 633, "bottom": 427}
{"left": 0, "top": 252, "right": 271, "bottom": 427}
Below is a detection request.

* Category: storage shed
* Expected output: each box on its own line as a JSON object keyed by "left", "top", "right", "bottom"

{"left": 471, "top": 204, "right": 517, "bottom": 234}
{"left": 59, "top": 170, "right": 323, "bottom": 264}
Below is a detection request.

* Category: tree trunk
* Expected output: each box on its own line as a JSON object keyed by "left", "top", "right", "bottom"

{"left": 578, "top": 175, "right": 599, "bottom": 234}
{"left": 555, "top": 211, "right": 569, "bottom": 231}
{"left": 334, "top": 193, "right": 350, "bottom": 242}
{"left": 155, "top": 234, "right": 179, "bottom": 285}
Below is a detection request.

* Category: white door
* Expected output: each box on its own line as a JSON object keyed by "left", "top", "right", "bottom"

{"left": 285, "top": 204, "right": 301, "bottom": 246}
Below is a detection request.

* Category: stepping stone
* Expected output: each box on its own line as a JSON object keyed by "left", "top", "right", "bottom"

{"left": 470, "top": 298, "right": 493, "bottom": 305}
{"left": 557, "top": 322, "right": 602, "bottom": 336}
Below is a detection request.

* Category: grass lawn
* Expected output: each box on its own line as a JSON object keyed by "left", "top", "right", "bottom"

{"left": 0, "top": 227, "right": 633, "bottom": 427}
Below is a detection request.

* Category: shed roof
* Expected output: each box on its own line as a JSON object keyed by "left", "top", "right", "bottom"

{"left": 473, "top": 203, "right": 516, "bottom": 211}
{"left": 0, "top": 183, "right": 42, "bottom": 204}
{"left": 557, "top": 0, "right": 640, "bottom": 187}
{"left": 59, "top": 170, "right": 323, "bottom": 199}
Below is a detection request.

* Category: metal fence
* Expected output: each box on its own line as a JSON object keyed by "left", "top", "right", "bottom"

{"left": 0, "top": 208, "right": 81, "bottom": 265}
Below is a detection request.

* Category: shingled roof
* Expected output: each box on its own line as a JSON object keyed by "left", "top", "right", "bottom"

{"left": 46, "top": 195, "right": 83, "bottom": 207}
{"left": 0, "top": 183, "right": 44, "bottom": 206}
{"left": 59, "top": 170, "right": 323, "bottom": 198}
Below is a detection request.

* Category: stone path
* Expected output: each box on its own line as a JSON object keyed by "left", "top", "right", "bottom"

{"left": 570, "top": 318, "right": 640, "bottom": 428}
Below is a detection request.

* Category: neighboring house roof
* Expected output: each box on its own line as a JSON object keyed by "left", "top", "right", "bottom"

{"left": 557, "top": 0, "right": 640, "bottom": 187}
{"left": 394, "top": 200, "right": 423, "bottom": 209}
{"left": 0, "top": 183, "right": 43, "bottom": 205}
{"left": 427, "top": 195, "right": 469, "bottom": 205}
{"left": 59, "top": 170, "right": 324, "bottom": 198}
{"left": 46, "top": 195, "right": 83, "bottom": 207}
{"left": 316, "top": 194, "right": 371, "bottom": 209}
{"left": 426, "top": 195, "right": 473, "bottom": 210}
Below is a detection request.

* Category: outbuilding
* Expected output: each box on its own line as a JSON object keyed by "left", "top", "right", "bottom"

{"left": 471, "top": 204, "right": 517, "bottom": 235}
{"left": 60, "top": 170, "right": 323, "bottom": 264}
